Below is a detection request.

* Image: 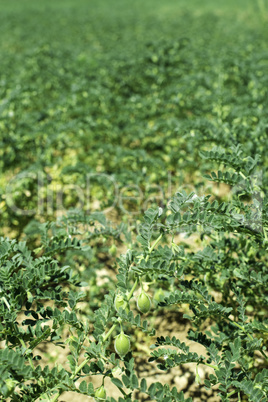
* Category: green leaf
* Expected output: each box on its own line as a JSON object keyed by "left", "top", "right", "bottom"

{"left": 111, "top": 378, "right": 124, "bottom": 388}
{"left": 79, "top": 380, "right": 87, "bottom": 393}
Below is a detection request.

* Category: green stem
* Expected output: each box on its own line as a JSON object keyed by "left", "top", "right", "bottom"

{"left": 226, "top": 315, "right": 268, "bottom": 365}
{"left": 227, "top": 389, "right": 238, "bottom": 398}
{"left": 117, "top": 386, "right": 128, "bottom": 397}
{"left": 228, "top": 319, "right": 268, "bottom": 361}
{"left": 202, "top": 362, "right": 218, "bottom": 370}
{"left": 102, "top": 323, "right": 117, "bottom": 343}
{"left": 147, "top": 234, "right": 163, "bottom": 258}
{"left": 127, "top": 277, "right": 138, "bottom": 301}
{"left": 50, "top": 357, "right": 92, "bottom": 402}
{"left": 138, "top": 235, "right": 163, "bottom": 285}
{"left": 19, "top": 336, "right": 35, "bottom": 370}
{"left": 229, "top": 320, "right": 254, "bottom": 341}
{"left": 2, "top": 296, "right": 10, "bottom": 310}
{"left": 260, "top": 349, "right": 268, "bottom": 361}
{"left": 263, "top": 227, "right": 268, "bottom": 243}
{"left": 239, "top": 171, "right": 247, "bottom": 180}
{"left": 102, "top": 277, "right": 139, "bottom": 344}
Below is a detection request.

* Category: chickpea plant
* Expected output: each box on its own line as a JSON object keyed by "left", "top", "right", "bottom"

{"left": 0, "top": 147, "right": 268, "bottom": 401}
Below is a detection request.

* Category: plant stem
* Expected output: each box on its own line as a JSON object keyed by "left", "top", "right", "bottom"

{"left": 2, "top": 296, "right": 10, "bottom": 310}
{"left": 147, "top": 234, "right": 163, "bottom": 258}
{"left": 50, "top": 357, "right": 92, "bottom": 402}
{"left": 227, "top": 389, "right": 238, "bottom": 398}
{"left": 102, "top": 323, "right": 117, "bottom": 343}
{"left": 127, "top": 277, "right": 139, "bottom": 301}
{"left": 228, "top": 320, "right": 268, "bottom": 361}
{"left": 102, "top": 277, "right": 139, "bottom": 344}
{"left": 202, "top": 362, "right": 218, "bottom": 370}
{"left": 229, "top": 320, "right": 254, "bottom": 340}
{"left": 239, "top": 171, "right": 247, "bottom": 180}
{"left": 19, "top": 336, "right": 35, "bottom": 370}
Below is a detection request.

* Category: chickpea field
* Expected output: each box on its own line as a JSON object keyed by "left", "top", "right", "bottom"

{"left": 0, "top": 1, "right": 268, "bottom": 401}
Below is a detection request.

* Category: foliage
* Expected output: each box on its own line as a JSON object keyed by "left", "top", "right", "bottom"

{"left": 0, "top": 0, "right": 268, "bottom": 401}
{"left": 1, "top": 144, "right": 268, "bottom": 400}
{"left": 1, "top": 0, "right": 268, "bottom": 235}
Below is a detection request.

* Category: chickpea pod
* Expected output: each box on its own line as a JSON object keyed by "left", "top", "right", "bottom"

{"left": 114, "top": 331, "right": 130, "bottom": 357}
{"left": 114, "top": 294, "right": 129, "bottom": 313}
{"left": 137, "top": 290, "right": 151, "bottom": 314}
{"left": 94, "top": 385, "right": 106, "bottom": 401}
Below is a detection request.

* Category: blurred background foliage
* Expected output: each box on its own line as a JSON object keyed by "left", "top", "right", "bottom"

{"left": 0, "top": 0, "right": 267, "bottom": 238}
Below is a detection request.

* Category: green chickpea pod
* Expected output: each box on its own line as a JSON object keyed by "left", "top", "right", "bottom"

{"left": 94, "top": 385, "right": 106, "bottom": 401}
{"left": 114, "top": 294, "right": 129, "bottom": 313}
{"left": 109, "top": 244, "right": 117, "bottom": 256}
{"left": 137, "top": 290, "right": 151, "bottom": 314}
{"left": 114, "top": 330, "right": 130, "bottom": 357}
